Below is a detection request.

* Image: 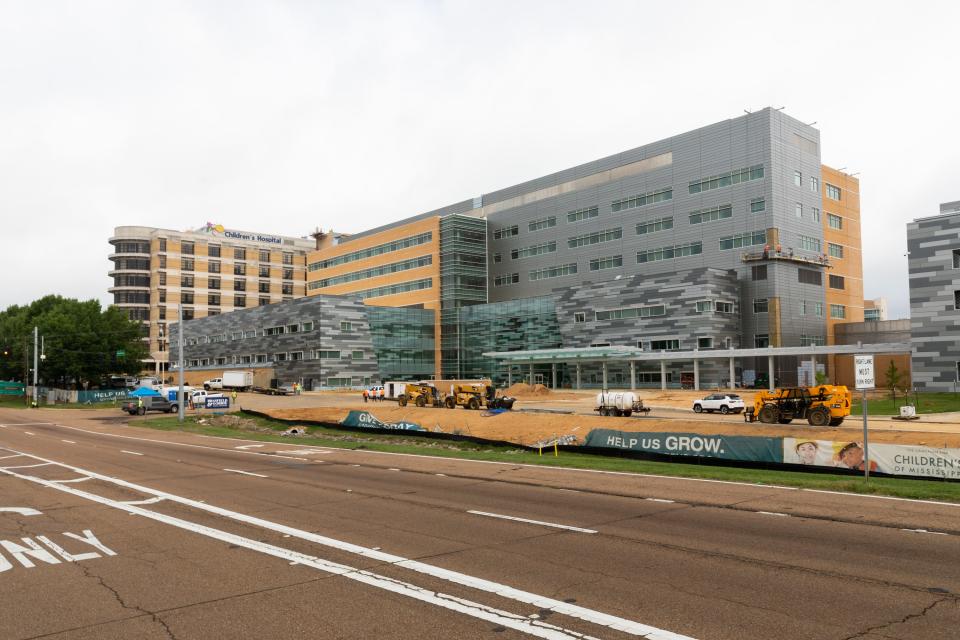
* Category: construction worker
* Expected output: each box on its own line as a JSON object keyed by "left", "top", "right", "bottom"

{"left": 231, "top": 389, "right": 238, "bottom": 410}
{"left": 137, "top": 396, "right": 144, "bottom": 414}
{"left": 378, "top": 386, "right": 385, "bottom": 402}
{"left": 362, "top": 388, "right": 368, "bottom": 403}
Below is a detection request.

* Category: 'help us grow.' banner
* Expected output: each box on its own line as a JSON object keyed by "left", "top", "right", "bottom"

{"left": 584, "top": 430, "right": 783, "bottom": 463}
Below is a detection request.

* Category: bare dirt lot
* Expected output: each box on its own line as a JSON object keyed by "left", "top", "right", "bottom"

{"left": 259, "top": 386, "right": 960, "bottom": 449}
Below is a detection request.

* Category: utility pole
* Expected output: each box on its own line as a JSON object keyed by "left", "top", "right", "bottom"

{"left": 32, "top": 326, "right": 38, "bottom": 408}
{"left": 177, "top": 304, "right": 185, "bottom": 423}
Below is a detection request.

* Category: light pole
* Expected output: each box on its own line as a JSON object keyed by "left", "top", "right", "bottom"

{"left": 177, "top": 304, "right": 185, "bottom": 423}
{"left": 32, "top": 326, "right": 38, "bottom": 407}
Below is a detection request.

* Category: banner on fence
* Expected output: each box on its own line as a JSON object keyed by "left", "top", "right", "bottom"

{"left": 584, "top": 430, "right": 783, "bottom": 463}
{"left": 78, "top": 389, "right": 129, "bottom": 403}
{"left": 340, "top": 411, "right": 424, "bottom": 431}
{"left": 205, "top": 396, "right": 230, "bottom": 410}
{"left": 784, "top": 438, "right": 960, "bottom": 479}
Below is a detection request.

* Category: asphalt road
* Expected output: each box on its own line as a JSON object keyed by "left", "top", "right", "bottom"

{"left": 1, "top": 407, "right": 959, "bottom": 639}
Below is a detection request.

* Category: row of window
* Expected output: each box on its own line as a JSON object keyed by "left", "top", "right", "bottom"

{"left": 176, "top": 258, "right": 296, "bottom": 279}
{"left": 574, "top": 298, "right": 735, "bottom": 323}
{"left": 308, "top": 255, "right": 433, "bottom": 290}
{"left": 171, "top": 241, "right": 296, "bottom": 264}
{"left": 183, "top": 321, "right": 316, "bottom": 346}
{"left": 168, "top": 279, "right": 295, "bottom": 294}
{"left": 353, "top": 277, "right": 433, "bottom": 300}
{"left": 307, "top": 232, "right": 433, "bottom": 271}
{"left": 186, "top": 349, "right": 365, "bottom": 368}
{"left": 611, "top": 188, "right": 673, "bottom": 213}
{"left": 793, "top": 171, "right": 821, "bottom": 193}
{"left": 688, "top": 165, "right": 764, "bottom": 194}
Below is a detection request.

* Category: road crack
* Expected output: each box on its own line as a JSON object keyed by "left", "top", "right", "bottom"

{"left": 839, "top": 597, "right": 953, "bottom": 640}
{"left": 76, "top": 562, "right": 177, "bottom": 640}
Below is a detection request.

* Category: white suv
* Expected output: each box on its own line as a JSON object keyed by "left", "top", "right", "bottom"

{"left": 692, "top": 394, "right": 745, "bottom": 415}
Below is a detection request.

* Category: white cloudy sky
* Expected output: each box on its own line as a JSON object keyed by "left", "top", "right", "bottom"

{"left": 1, "top": 1, "right": 958, "bottom": 318}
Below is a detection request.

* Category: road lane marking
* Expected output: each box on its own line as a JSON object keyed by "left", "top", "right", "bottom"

{"left": 122, "top": 497, "right": 166, "bottom": 506}
{"left": 466, "top": 510, "right": 598, "bottom": 534}
{"left": 0, "top": 507, "right": 42, "bottom": 516}
{"left": 44, "top": 421, "right": 960, "bottom": 510}
{"left": 50, "top": 477, "right": 91, "bottom": 484}
{"left": 0, "top": 460, "right": 645, "bottom": 640}
{"left": 0, "top": 445, "right": 696, "bottom": 640}
{"left": 61, "top": 440, "right": 76, "bottom": 444}
{"left": 121, "top": 450, "right": 144, "bottom": 456}
{"left": 24, "top": 432, "right": 34, "bottom": 436}
{"left": 273, "top": 455, "right": 309, "bottom": 461}
{"left": 756, "top": 511, "right": 790, "bottom": 517}
{"left": 223, "top": 469, "right": 269, "bottom": 478}
{"left": 388, "top": 468, "right": 401, "bottom": 472}
{"left": 901, "top": 528, "right": 948, "bottom": 536}
{"left": 0, "top": 454, "right": 24, "bottom": 460}
{"left": 0, "top": 423, "right": 52, "bottom": 427}
{"left": 1, "top": 462, "right": 52, "bottom": 470}
{"left": 645, "top": 498, "right": 675, "bottom": 504}
{"left": 234, "top": 444, "right": 264, "bottom": 450}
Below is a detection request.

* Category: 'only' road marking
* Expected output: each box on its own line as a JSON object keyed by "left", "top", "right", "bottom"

{"left": 467, "top": 510, "right": 598, "bottom": 534}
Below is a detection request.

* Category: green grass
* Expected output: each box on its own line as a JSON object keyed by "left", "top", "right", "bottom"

{"left": 851, "top": 392, "right": 960, "bottom": 416}
{"left": 135, "top": 411, "right": 960, "bottom": 503}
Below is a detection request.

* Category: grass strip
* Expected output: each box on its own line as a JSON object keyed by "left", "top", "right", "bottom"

{"left": 136, "top": 412, "right": 960, "bottom": 503}
{"left": 851, "top": 392, "right": 960, "bottom": 416}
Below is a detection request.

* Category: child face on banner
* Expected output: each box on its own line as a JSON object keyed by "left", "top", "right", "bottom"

{"left": 795, "top": 441, "right": 818, "bottom": 465}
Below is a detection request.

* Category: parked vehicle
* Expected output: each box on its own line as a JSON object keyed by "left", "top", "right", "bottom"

{"left": 204, "top": 371, "right": 253, "bottom": 391}
{"left": 109, "top": 375, "right": 138, "bottom": 389}
{"left": 747, "top": 385, "right": 852, "bottom": 426}
{"left": 191, "top": 389, "right": 224, "bottom": 402}
{"left": 137, "top": 377, "right": 160, "bottom": 390}
{"left": 121, "top": 396, "right": 174, "bottom": 415}
{"left": 692, "top": 393, "right": 745, "bottom": 415}
{"left": 397, "top": 383, "right": 443, "bottom": 407}
{"left": 594, "top": 391, "right": 650, "bottom": 417}
{"left": 445, "top": 382, "right": 515, "bottom": 410}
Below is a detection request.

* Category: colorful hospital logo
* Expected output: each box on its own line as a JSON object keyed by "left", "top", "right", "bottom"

{"left": 203, "top": 222, "right": 226, "bottom": 234}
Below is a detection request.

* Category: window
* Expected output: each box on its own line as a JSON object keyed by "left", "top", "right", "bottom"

{"left": 794, "top": 171, "right": 802, "bottom": 187}
{"left": 714, "top": 301, "right": 734, "bottom": 314}
{"left": 650, "top": 339, "right": 680, "bottom": 351}
{"left": 494, "top": 273, "right": 519, "bottom": 287}
{"left": 180, "top": 275, "right": 194, "bottom": 288}
{"left": 282, "top": 252, "right": 294, "bottom": 265}
{"left": 830, "top": 304, "right": 847, "bottom": 319}
{"left": 234, "top": 279, "right": 246, "bottom": 291}
{"left": 529, "top": 263, "right": 578, "bottom": 281}
{"left": 317, "top": 350, "right": 341, "bottom": 360}
{"left": 493, "top": 253, "right": 502, "bottom": 263}
{"left": 158, "top": 272, "right": 166, "bottom": 286}
{"left": 512, "top": 241, "right": 557, "bottom": 260}
{"left": 828, "top": 243, "right": 844, "bottom": 259}
{"left": 159, "top": 307, "right": 166, "bottom": 320}
{"left": 274, "top": 352, "right": 287, "bottom": 362}
{"left": 695, "top": 300, "right": 712, "bottom": 313}
{"left": 282, "top": 283, "right": 293, "bottom": 295}
{"left": 574, "top": 312, "right": 586, "bottom": 323}
{"left": 208, "top": 294, "right": 220, "bottom": 305}
{"left": 567, "top": 206, "right": 599, "bottom": 223}
{"left": 181, "top": 241, "right": 194, "bottom": 255}
{"left": 753, "top": 298, "right": 769, "bottom": 313}
{"left": 340, "top": 321, "right": 352, "bottom": 332}
{"left": 955, "top": 290, "right": 960, "bottom": 310}
{"left": 798, "top": 269, "right": 822, "bottom": 286}
{"left": 208, "top": 277, "right": 220, "bottom": 289}
{"left": 259, "top": 265, "right": 270, "bottom": 277}
{"left": 208, "top": 245, "right": 220, "bottom": 258}
{"left": 636, "top": 217, "right": 673, "bottom": 235}
{"left": 751, "top": 265, "right": 767, "bottom": 281}
{"left": 595, "top": 305, "right": 665, "bottom": 321}
{"left": 158, "top": 255, "right": 166, "bottom": 269}
{"left": 611, "top": 188, "right": 672, "bottom": 212}
{"left": 239, "top": 355, "right": 251, "bottom": 364}
{"left": 181, "top": 258, "right": 194, "bottom": 271}
{"left": 351, "top": 277, "right": 433, "bottom": 300}
{"left": 812, "top": 207, "right": 821, "bottom": 223}
{"left": 826, "top": 183, "right": 842, "bottom": 200}
{"left": 829, "top": 274, "right": 846, "bottom": 289}
{"left": 289, "top": 351, "right": 303, "bottom": 362}
{"left": 259, "top": 297, "right": 269, "bottom": 306}
{"left": 827, "top": 213, "right": 843, "bottom": 230}
{"left": 698, "top": 337, "right": 713, "bottom": 349}
{"left": 637, "top": 242, "right": 703, "bottom": 263}
{"left": 493, "top": 225, "right": 519, "bottom": 240}
{"left": 528, "top": 216, "right": 556, "bottom": 232}
{"left": 264, "top": 326, "right": 285, "bottom": 337}
{"left": 352, "top": 350, "right": 364, "bottom": 360}
{"left": 799, "top": 235, "right": 822, "bottom": 252}
{"left": 689, "top": 204, "right": 732, "bottom": 225}
{"left": 181, "top": 292, "right": 194, "bottom": 304}
{"left": 719, "top": 231, "right": 765, "bottom": 250}
{"left": 308, "top": 232, "right": 432, "bottom": 270}
{"left": 568, "top": 228, "right": 622, "bottom": 248}
{"left": 589, "top": 255, "right": 622, "bottom": 271}
{"left": 810, "top": 176, "right": 819, "bottom": 192}
{"left": 800, "top": 301, "right": 824, "bottom": 317}
{"left": 209, "top": 261, "right": 220, "bottom": 273}
{"left": 750, "top": 198, "right": 765, "bottom": 213}
{"left": 234, "top": 247, "right": 246, "bottom": 260}
{"left": 259, "top": 281, "right": 271, "bottom": 293}
{"left": 308, "top": 255, "right": 434, "bottom": 289}
{"left": 283, "top": 268, "right": 293, "bottom": 280}
{"left": 755, "top": 334, "right": 769, "bottom": 348}
{"left": 259, "top": 249, "right": 271, "bottom": 262}
{"left": 255, "top": 354, "right": 267, "bottom": 363}
{"left": 954, "top": 249, "right": 960, "bottom": 269}
{"left": 234, "top": 295, "right": 246, "bottom": 307}
{"left": 688, "top": 165, "right": 764, "bottom": 194}
{"left": 159, "top": 238, "right": 167, "bottom": 252}
{"left": 158, "top": 289, "right": 166, "bottom": 303}
{"left": 231, "top": 331, "right": 242, "bottom": 340}
{"left": 795, "top": 203, "right": 803, "bottom": 219}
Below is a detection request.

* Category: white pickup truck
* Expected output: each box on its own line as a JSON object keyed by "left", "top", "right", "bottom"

{"left": 203, "top": 371, "right": 253, "bottom": 391}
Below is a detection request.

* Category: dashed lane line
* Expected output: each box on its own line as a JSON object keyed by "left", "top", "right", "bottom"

{"left": 756, "top": 511, "right": 790, "bottom": 517}
{"left": 62, "top": 440, "right": 76, "bottom": 444}
{"left": 121, "top": 450, "right": 144, "bottom": 456}
{"left": 0, "top": 445, "right": 693, "bottom": 640}
{"left": 223, "top": 469, "right": 269, "bottom": 478}
{"left": 467, "top": 510, "right": 598, "bottom": 534}
{"left": 0, "top": 445, "right": 695, "bottom": 640}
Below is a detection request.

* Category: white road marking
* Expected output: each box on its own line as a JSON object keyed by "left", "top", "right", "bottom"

{"left": 646, "top": 498, "right": 675, "bottom": 504}
{"left": 0, "top": 445, "right": 695, "bottom": 640}
{"left": 234, "top": 444, "right": 265, "bottom": 450}
{"left": 0, "top": 454, "right": 24, "bottom": 460}
{"left": 223, "top": 469, "right": 269, "bottom": 478}
{"left": 50, "top": 477, "right": 92, "bottom": 484}
{"left": 42, "top": 422, "right": 960, "bottom": 510}
{"left": 901, "top": 528, "right": 948, "bottom": 536}
{"left": 388, "top": 468, "right": 401, "bottom": 472}
{"left": 24, "top": 432, "right": 34, "bottom": 436}
{"left": 61, "top": 440, "right": 76, "bottom": 444}
{"left": 435, "top": 473, "right": 446, "bottom": 477}
{"left": 1, "top": 462, "right": 52, "bottom": 470}
{"left": 121, "top": 450, "right": 144, "bottom": 456}
{"left": 0, "top": 423, "right": 52, "bottom": 427}
{"left": 0, "top": 507, "right": 42, "bottom": 516}
{"left": 0, "top": 458, "right": 642, "bottom": 639}
{"left": 756, "top": 511, "right": 790, "bottom": 517}
{"left": 122, "top": 496, "right": 166, "bottom": 506}
{"left": 273, "top": 455, "right": 309, "bottom": 461}
{"left": 467, "top": 510, "right": 598, "bottom": 534}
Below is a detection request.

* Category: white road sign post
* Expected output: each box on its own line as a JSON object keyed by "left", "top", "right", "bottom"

{"left": 854, "top": 355, "right": 875, "bottom": 479}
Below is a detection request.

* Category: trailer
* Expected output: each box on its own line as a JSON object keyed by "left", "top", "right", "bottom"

{"left": 594, "top": 391, "right": 651, "bottom": 417}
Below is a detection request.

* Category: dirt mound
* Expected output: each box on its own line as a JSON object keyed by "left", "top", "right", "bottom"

{"left": 505, "top": 383, "right": 552, "bottom": 398}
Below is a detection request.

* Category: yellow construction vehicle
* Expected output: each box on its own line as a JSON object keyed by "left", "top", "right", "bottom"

{"left": 444, "top": 382, "right": 516, "bottom": 411}
{"left": 397, "top": 383, "right": 444, "bottom": 408}
{"left": 747, "top": 385, "right": 852, "bottom": 426}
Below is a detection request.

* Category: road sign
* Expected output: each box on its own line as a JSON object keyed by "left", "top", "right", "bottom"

{"left": 115, "top": 350, "right": 125, "bottom": 358}
{"left": 205, "top": 396, "right": 230, "bottom": 410}
{"left": 855, "top": 355, "right": 875, "bottom": 390}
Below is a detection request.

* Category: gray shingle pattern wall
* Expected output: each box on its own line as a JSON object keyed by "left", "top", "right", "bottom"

{"left": 907, "top": 211, "right": 960, "bottom": 390}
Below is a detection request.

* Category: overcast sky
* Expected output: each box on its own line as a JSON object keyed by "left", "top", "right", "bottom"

{"left": 2, "top": 1, "right": 958, "bottom": 318}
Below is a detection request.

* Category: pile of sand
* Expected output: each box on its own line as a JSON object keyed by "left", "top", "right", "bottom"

{"left": 505, "top": 383, "right": 552, "bottom": 398}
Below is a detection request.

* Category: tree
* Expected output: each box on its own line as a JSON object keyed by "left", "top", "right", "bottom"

{"left": 815, "top": 371, "right": 829, "bottom": 385}
{"left": 885, "top": 360, "right": 903, "bottom": 402}
{"left": 0, "top": 295, "right": 148, "bottom": 388}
